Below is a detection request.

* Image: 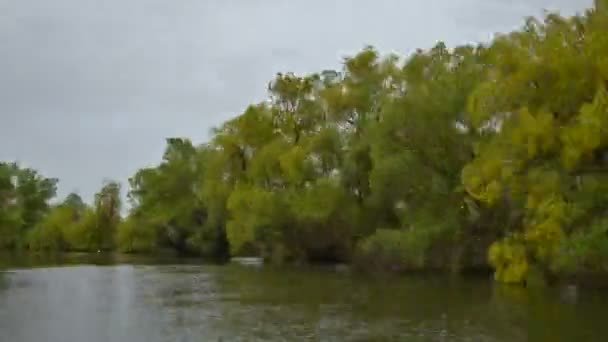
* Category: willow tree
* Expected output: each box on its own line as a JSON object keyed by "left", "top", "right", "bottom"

{"left": 463, "top": 3, "right": 608, "bottom": 283}
{"left": 121, "top": 138, "right": 222, "bottom": 255}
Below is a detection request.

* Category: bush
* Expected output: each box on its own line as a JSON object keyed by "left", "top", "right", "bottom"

{"left": 62, "top": 209, "right": 96, "bottom": 251}
{"left": 555, "top": 219, "right": 608, "bottom": 274}
{"left": 27, "top": 224, "right": 65, "bottom": 251}
{"left": 26, "top": 207, "right": 72, "bottom": 251}
{"left": 356, "top": 228, "right": 429, "bottom": 271}
{"left": 116, "top": 218, "right": 157, "bottom": 253}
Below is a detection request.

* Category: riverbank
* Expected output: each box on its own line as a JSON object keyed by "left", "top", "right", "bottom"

{"left": 5, "top": 250, "right": 608, "bottom": 291}
{"left": 0, "top": 251, "right": 206, "bottom": 270}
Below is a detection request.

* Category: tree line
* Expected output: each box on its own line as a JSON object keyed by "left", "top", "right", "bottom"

{"left": 0, "top": 162, "right": 120, "bottom": 252}
{"left": 1, "top": 1, "right": 608, "bottom": 285}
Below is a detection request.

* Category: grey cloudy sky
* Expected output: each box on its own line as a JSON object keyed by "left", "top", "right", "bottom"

{"left": 0, "top": 0, "right": 593, "bottom": 203}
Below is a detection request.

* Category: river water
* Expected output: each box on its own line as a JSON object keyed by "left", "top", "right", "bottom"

{"left": 1, "top": 254, "right": 607, "bottom": 341}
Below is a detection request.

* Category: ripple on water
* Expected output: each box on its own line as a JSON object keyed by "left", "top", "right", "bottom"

{"left": 1, "top": 263, "right": 608, "bottom": 341}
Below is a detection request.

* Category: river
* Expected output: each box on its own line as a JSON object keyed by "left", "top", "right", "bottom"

{"left": 1, "top": 253, "right": 607, "bottom": 341}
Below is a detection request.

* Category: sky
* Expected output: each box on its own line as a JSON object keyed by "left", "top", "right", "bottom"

{"left": 0, "top": 0, "right": 594, "bottom": 204}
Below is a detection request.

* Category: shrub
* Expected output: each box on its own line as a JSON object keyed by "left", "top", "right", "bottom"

{"left": 116, "top": 218, "right": 157, "bottom": 253}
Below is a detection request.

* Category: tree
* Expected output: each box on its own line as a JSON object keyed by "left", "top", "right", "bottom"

{"left": 462, "top": 3, "right": 608, "bottom": 283}
{"left": 0, "top": 162, "right": 57, "bottom": 249}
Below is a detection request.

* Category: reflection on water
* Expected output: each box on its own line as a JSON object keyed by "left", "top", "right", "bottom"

{"left": 1, "top": 255, "right": 608, "bottom": 341}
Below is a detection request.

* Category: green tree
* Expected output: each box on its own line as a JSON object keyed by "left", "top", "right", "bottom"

{"left": 0, "top": 162, "right": 57, "bottom": 249}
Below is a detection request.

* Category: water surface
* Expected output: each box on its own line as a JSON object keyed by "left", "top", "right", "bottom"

{"left": 1, "top": 254, "right": 607, "bottom": 341}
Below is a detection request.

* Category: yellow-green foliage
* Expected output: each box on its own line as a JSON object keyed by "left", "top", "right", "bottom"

{"left": 560, "top": 87, "right": 608, "bottom": 170}
{"left": 488, "top": 237, "right": 529, "bottom": 284}
{"left": 116, "top": 218, "right": 157, "bottom": 253}
{"left": 463, "top": 3, "right": 608, "bottom": 283}
{"left": 279, "top": 146, "right": 313, "bottom": 186}
{"left": 226, "top": 184, "right": 286, "bottom": 255}
{"left": 357, "top": 226, "right": 443, "bottom": 270}
{"left": 62, "top": 209, "right": 97, "bottom": 251}
{"left": 289, "top": 179, "right": 347, "bottom": 224}
{"left": 26, "top": 206, "right": 72, "bottom": 251}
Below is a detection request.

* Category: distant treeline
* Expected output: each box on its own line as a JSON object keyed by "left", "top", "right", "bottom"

{"left": 2, "top": 1, "right": 608, "bottom": 285}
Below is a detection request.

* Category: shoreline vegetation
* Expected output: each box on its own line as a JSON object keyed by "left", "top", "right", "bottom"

{"left": 2, "top": 1, "right": 608, "bottom": 287}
